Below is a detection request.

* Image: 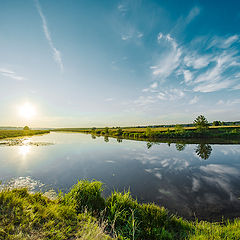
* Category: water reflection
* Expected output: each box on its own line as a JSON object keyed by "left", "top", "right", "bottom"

{"left": 1, "top": 132, "right": 240, "bottom": 221}
{"left": 175, "top": 143, "right": 186, "bottom": 152}
{"left": 19, "top": 145, "right": 31, "bottom": 157}
{"left": 195, "top": 144, "right": 212, "bottom": 160}
{"left": 117, "top": 138, "right": 122, "bottom": 143}
{"left": 147, "top": 142, "right": 154, "bottom": 149}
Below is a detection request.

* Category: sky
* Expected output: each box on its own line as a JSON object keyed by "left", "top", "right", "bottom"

{"left": 0, "top": 0, "right": 240, "bottom": 127}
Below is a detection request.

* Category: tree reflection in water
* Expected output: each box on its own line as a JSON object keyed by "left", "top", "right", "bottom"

{"left": 175, "top": 143, "right": 186, "bottom": 151}
{"left": 195, "top": 143, "right": 212, "bottom": 160}
{"left": 117, "top": 138, "right": 122, "bottom": 143}
{"left": 147, "top": 142, "right": 154, "bottom": 149}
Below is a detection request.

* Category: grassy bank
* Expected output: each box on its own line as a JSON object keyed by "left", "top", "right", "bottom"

{"left": 53, "top": 125, "right": 240, "bottom": 143}
{"left": 0, "top": 180, "right": 239, "bottom": 240}
{"left": 0, "top": 130, "right": 50, "bottom": 140}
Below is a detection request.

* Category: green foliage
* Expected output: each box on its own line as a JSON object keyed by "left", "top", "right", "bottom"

{"left": 0, "top": 180, "right": 240, "bottom": 240}
{"left": 105, "top": 191, "right": 192, "bottom": 240}
{"left": 0, "top": 130, "right": 50, "bottom": 140}
{"left": 212, "top": 121, "right": 221, "bottom": 126}
{"left": 0, "top": 187, "right": 110, "bottom": 240}
{"left": 115, "top": 127, "right": 123, "bottom": 136}
{"left": 105, "top": 127, "right": 109, "bottom": 134}
{"left": 91, "top": 127, "right": 96, "bottom": 133}
{"left": 175, "top": 124, "right": 184, "bottom": 133}
{"left": 63, "top": 180, "right": 105, "bottom": 214}
{"left": 194, "top": 115, "right": 209, "bottom": 132}
{"left": 145, "top": 127, "right": 152, "bottom": 137}
{"left": 23, "top": 126, "right": 30, "bottom": 130}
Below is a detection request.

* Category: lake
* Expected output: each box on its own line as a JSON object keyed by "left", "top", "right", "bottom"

{"left": 0, "top": 132, "right": 240, "bottom": 221}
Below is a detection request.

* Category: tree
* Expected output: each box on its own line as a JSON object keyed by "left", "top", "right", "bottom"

{"left": 104, "top": 127, "right": 109, "bottom": 134}
{"left": 23, "top": 126, "right": 30, "bottom": 130}
{"left": 116, "top": 127, "right": 123, "bottom": 136}
{"left": 212, "top": 121, "right": 221, "bottom": 126}
{"left": 145, "top": 127, "right": 152, "bottom": 137}
{"left": 194, "top": 115, "right": 209, "bottom": 131}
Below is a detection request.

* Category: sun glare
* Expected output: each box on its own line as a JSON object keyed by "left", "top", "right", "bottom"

{"left": 19, "top": 145, "right": 31, "bottom": 157}
{"left": 18, "top": 102, "right": 36, "bottom": 120}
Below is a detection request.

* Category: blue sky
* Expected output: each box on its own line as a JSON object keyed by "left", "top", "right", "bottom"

{"left": 0, "top": 0, "right": 240, "bottom": 127}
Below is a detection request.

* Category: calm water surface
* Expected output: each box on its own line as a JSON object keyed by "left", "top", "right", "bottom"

{"left": 0, "top": 132, "right": 240, "bottom": 220}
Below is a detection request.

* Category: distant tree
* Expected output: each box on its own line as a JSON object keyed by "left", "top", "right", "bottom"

{"left": 91, "top": 127, "right": 96, "bottom": 133}
{"left": 116, "top": 127, "right": 123, "bottom": 136}
{"left": 104, "top": 127, "right": 109, "bottom": 134}
{"left": 174, "top": 124, "right": 184, "bottom": 133}
{"left": 194, "top": 115, "right": 209, "bottom": 131}
{"left": 221, "top": 121, "right": 225, "bottom": 126}
{"left": 212, "top": 121, "right": 221, "bottom": 126}
{"left": 145, "top": 127, "right": 152, "bottom": 137}
{"left": 23, "top": 126, "right": 30, "bottom": 130}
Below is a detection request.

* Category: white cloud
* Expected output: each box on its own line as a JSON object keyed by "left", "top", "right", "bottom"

{"left": 208, "top": 35, "right": 239, "bottom": 49}
{"left": 184, "top": 54, "right": 212, "bottom": 69}
{"left": 104, "top": 98, "right": 114, "bottom": 102}
{"left": 192, "top": 51, "right": 240, "bottom": 92}
{"left": 189, "top": 96, "right": 199, "bottom": 104}
{"left": 142, "top": 82, "right": 158, "bottom": 92}
{"left": 0, "top": 68, "right": 26, "bottom": 81}
{"left": 134, "top": 95, "right": 156, "bottom": 106}
{"left": 35, "top": 0, "right": 63, "bottom": 72}
{"left": 217, "top": 98, "right": 240, "bottom": 106}
{"left": 151, "top": 33, "right": 182, "bottom": 81}
{"left": 157, "top": 88, "right": 185, "bottom": 101}
{"left": 121, "top": 35, "right": 131, "bottom": 41}
{"left": 193, "top": 80, "right": 232, "bottom": 93}
{"left": 183, "top": 70, "right": 192, "bottom": 83}
{"left": 186, "top": 6, "right": 201, "bottom": 24}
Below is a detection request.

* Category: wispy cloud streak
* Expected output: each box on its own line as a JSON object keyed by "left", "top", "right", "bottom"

{"left": 0, "top": 68, "right": 26, "bottom": 81}
{"left": 35, "top": 0, "right": 63, "bottom": 72}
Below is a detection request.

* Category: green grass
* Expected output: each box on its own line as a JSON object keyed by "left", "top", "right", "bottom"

{"left": 1, "top": 180, "right": 239, "bottom": 240}
{"left": 53, "top": 125, "right": 240, "bottom": 143}
{"left": 0, "top": 130, "right": 50, "bottom": 140}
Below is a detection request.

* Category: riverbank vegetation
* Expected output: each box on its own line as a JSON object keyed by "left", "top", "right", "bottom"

{"left": 0, "top": 129, "right": 50, "bottom": 140}
{"left": 0, "top": 180, "right": 239, "bottom": 240}
{"left": 54, "top": 116, "right": 240, "bottom": 142}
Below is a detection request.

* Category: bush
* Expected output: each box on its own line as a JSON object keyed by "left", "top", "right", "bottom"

{"left": 63, "top": 180, "right": 105, "bottom": 214}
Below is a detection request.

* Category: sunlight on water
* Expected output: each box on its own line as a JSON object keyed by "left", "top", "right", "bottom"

{"left": 18, "top": 145, "right": 31, "bottom": 157}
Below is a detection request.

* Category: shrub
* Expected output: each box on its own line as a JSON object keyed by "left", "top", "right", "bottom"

{"left": 63, "top": 180, "right": 105, "bottom": 214}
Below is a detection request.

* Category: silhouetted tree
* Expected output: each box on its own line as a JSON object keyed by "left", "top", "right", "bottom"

{"left": 194, "top": 115, "right": 209, "bottom": 132}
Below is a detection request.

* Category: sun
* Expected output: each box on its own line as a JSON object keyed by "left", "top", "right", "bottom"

{"left": 18, "top": 102, "right": 36, "bottom": 120}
